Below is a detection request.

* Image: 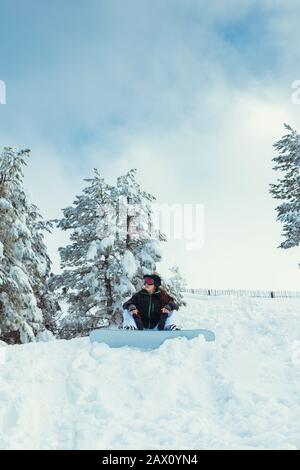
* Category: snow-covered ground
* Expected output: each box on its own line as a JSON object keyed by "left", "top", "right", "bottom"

{"left": 1, "top": 294, "right": 300, "bottom": 450}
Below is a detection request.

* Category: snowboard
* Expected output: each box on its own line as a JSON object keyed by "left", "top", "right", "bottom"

{"left": 89, "top": 328, "right": 215, "bottom": 350}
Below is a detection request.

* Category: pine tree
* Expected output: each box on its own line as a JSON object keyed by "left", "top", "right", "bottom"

{"left": 270, "top": 124, "right": 300, "bottom": 266}
{"left": 26, "top": 202, "right": 57, "bottom": 333}
{"left": 0, "top": 147, "right": 56, "bottom": 344}
{"left": 54, "top": 168, "right": 179, "bottom": 338}
{"left": 51, "top": 169, "right": 118, "bottom": 338}
{"left": 116, "top": 169, "right": 165, "bottom": 288}
{"left": 53, "top": 169, "right": 163, "bottom": 337}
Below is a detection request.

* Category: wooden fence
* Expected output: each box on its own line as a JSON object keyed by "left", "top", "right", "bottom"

{"left": 181, "top": 288, "right": 300, "bottom": 298}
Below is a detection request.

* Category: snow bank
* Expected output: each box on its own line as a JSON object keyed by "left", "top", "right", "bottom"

{"left": 0, "top": 295, "right": 300, "bottom": 450}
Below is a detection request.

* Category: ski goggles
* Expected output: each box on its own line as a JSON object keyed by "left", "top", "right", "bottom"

{"left": 143, "top": 276, "right": 155, "bottom": 285}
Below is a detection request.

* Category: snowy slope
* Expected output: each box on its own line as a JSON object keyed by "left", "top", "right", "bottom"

{"left": 0, "top": 294, "right": 300, "bottom": 450}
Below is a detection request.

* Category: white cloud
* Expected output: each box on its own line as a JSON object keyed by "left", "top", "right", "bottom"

{"left": 0, "top": 0, "right": 299, "bottom": 287}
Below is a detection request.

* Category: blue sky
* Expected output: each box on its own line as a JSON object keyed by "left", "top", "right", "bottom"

{"left": 0, "top": 0, "right": 300, "bottom": 289}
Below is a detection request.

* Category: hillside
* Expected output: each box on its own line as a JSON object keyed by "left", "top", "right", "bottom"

{"left": 0, "top": 294, "right": 300, "bottom": 450}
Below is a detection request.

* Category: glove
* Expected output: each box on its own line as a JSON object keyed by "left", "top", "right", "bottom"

{"left": 163, "top": 304, "right": 172, "bottom": 312}
{"left": 128, "top": 304, "right": 137, "bottom": 312}
{"left": 128, "top": 304, "right": 139, "bottom": 315}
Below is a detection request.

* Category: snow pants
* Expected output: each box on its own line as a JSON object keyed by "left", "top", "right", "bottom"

{"left": 122, "top": 309, "right": 179, "bottom": 330}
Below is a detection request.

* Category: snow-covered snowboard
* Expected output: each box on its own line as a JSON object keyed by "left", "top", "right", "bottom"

{"left": 89, "top": 328, "right": 215, "bottom": 350}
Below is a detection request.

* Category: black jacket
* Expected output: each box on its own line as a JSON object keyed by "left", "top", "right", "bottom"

{"left": 123, "top": 288, "right": 178, "bottom": 329}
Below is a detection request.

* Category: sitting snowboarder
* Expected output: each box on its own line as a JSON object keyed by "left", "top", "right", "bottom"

{"left": 122, "top": 274, "right": 180, "bottom": 330}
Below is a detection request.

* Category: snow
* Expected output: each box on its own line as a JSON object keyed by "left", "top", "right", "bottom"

{"left": 0, "top": 197, "right": 12, "bottom": 210}
{"left": 99, "top": 236, "right": 115, "bottom": 252}
{"left": 9, "top": 266, "right": 32, "bottom": 291}
{"left": 0, "top": 294, "right": 300, "bottom": 450}
{"left": 12, "top": 238, "right": 32, "bottom": 262}
{"left": 10, "top": 220, "right": 31, "bottom": 239}
{"left": 36, "top": 329, "right": 55, "bottom": 342}
{"left": 122, "top": 250, "right": 137, "bottom": 278}
{"left": 19, "top": 322, "right": 35, "bottom": 344}
{"left": 86, "top": 240, "right": 98, "bottom": 261}
{"left": 35, "top": 256, "right": 48, "bottom": 277}
{"left": 83, "top": 268, "right": 99, "bottom": 290}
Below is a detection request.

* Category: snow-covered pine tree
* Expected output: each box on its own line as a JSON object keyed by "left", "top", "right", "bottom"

{"left": 270, "top": 124, "right": 300, "bottom": 266}
{"left": 116, "top": 169, "right": 165, "bottom": 292}
{"left": 26, "top": 202, "right": 57, "bottom": 335}
{"left": 76, "top": 168, "right": 166, "bottom": 328}
{"left": 54, "top": 168, "right": 182, "bottom": 337}
{"left": 0, "top": 147, "right": 55, "bottom": 344}
{"left": 162, "top": 265, "right": 187, "bottom": 308}
{"left": 52, "top": 169, "right": 122, "bottom": 338}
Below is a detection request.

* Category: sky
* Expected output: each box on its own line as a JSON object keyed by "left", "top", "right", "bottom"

{"left": 0, "top": 0, "right": 300, "bottom": 290}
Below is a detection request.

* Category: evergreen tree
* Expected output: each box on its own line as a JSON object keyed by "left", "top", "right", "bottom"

{"left": 26, "top": 202, "right": 57, "bottom": 333}
{"left": 54, "top": 168, "right": 180, "bottom": 338}
{"left": 53, "top": 169, "right": 164, "bottom": 337}
{"left": 52, "top": 169, "right": 118, "bottom": 338}
{"left": 116, "top": 169, "right": 165, "bottom": 289}
{"left": 270, "top": 124, "right": 300, "bottom": 266}
{"left": 0, "top": 147, "right": 55, "bottom": 344}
